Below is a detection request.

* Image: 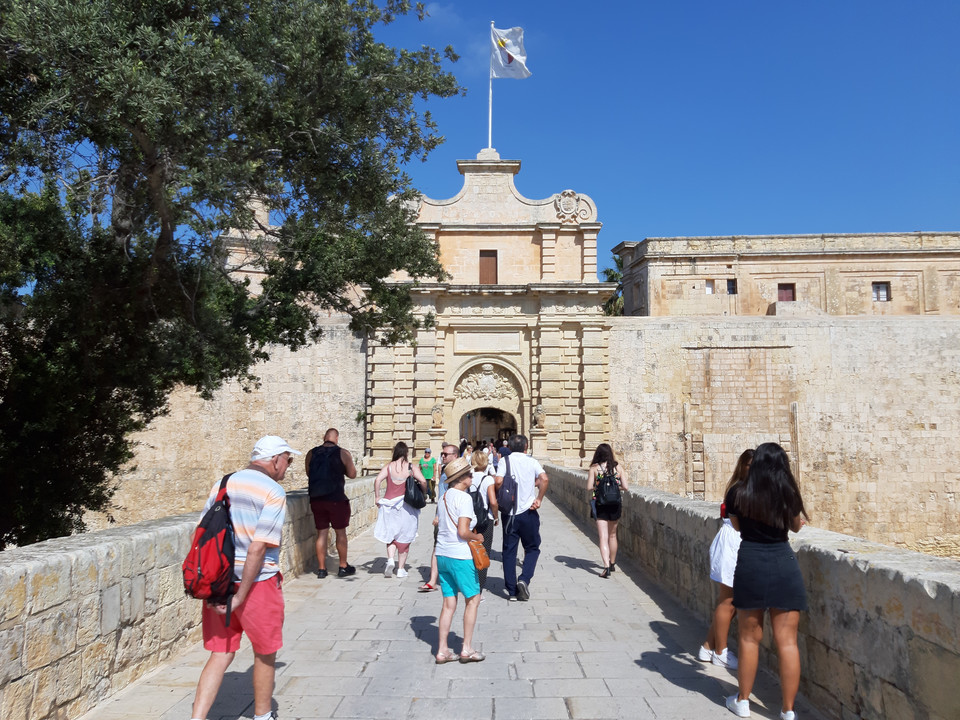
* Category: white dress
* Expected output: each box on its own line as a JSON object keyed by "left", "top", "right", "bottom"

{"left": 709, "top": 518, "right": 741, "bottom": 587}
{"left": 373, "top": 468, "right": 420, "bottom": 544}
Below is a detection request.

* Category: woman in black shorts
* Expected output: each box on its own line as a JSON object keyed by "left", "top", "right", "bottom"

{"left": 587, "top": 443, "right": 629, "bottom": 579}
{"left": 725, "top": 442, "right": 808, "bottom": 720}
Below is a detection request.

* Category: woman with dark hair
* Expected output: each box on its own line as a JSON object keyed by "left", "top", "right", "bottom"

{"left": 586, "top": 443, "right": 629, "bottom": 578}
{"left": 698, "top": 448, "right": 753, "bottom": 669}
{"left": 725, "top": 443, "right": 808, "bottom": 720}
{"left": 373, "top": 441, "right": 428, "bottom": 579}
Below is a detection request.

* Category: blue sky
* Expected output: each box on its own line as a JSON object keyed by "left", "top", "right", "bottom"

{"left": 377, "top": 1, "right": 960, "bottom": 271}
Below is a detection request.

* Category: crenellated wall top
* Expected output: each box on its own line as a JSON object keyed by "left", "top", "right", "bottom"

{"left": 415, "top": 148, "right": 599, "bottom": 229}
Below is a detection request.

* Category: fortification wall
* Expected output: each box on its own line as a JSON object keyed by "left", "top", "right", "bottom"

{"left": 607, "top": 316, "right": 960, "bottom": 550}
{"left": 0, "top": 478, "right": 378, "bottom": 720}
{"left": 545, "top": 463, "right": 960, "bottom": 720}
{"left": 86, "top": 318, "right": 366, "bottom": 531}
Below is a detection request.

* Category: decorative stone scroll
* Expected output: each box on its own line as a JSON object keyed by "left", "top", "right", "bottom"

{"left": 555, "top": 189, "right": 592, "bottom": 224}
{"left": 455, "top": 363, "right": 519, "bottom": 402}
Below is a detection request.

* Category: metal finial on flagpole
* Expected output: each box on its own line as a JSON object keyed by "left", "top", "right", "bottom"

{"left": 488, "top": 21, "right": 494, "bottom": 149}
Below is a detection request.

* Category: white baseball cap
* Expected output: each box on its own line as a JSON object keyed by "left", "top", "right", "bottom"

{"left": 251, "top": 435, "right": 302, "bottom": 461}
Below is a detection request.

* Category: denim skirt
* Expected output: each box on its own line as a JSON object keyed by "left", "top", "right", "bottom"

{"left": 732, "top": 540, "right": 807, "bottom": 611}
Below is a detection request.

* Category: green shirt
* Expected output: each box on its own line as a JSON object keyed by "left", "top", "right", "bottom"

{"left": 419, "top": 456, "right": 438, "bottom": 479}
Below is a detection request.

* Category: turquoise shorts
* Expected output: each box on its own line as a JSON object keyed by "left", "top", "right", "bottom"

{"left": 436, "top": 555, "right": 480, "bottom": 598}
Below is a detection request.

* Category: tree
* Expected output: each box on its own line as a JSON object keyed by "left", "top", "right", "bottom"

{"left": 601, "top": 254, "right": 624, "bottom": 316}
{"left": 0, "top": 0, "right": 462, "bottom": 547}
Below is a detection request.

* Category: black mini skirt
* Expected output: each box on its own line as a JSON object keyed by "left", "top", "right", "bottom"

{"left": 732, "top": 540, "right": 807, "bottom": 612}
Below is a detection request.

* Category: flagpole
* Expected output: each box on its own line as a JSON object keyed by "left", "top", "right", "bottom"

{"left": 488, "top": 21, "right": 494, "bottom": 149}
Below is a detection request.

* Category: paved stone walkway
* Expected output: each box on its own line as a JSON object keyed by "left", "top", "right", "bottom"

{"left": 80, "top": 499, "right": 825, "bottom": 720}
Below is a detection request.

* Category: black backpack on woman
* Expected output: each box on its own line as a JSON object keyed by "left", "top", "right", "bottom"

{"left": 595, "top": 466, "right": 621, "bottom": 506}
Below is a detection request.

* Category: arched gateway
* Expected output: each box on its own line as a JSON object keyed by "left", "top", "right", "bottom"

{"left": 363, "top": 149, "right": 616, "bottom": 468}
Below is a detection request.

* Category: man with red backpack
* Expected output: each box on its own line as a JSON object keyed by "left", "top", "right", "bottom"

{"left": 190, "top": 435, "right": 300, "bottom": 720}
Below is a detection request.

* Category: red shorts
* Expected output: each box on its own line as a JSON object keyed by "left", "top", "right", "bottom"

{"left": 202, "top": 574, "right": 284, "bottom": 655}
{"left": 311, "top": 499, "right": 351, "bottom": 530}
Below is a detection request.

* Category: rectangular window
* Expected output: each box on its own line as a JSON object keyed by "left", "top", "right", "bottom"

{"left": 872, "top": 282, "right": 891, "bottom": 302}
{"left": 705, "top": 279, "right": 715, "bottom": 295}
{"left": 727, "top": 279, "right": 738, "bottom": 295}
{"left": 479, "top": 250, "right": 497, "bottom": 284}
{"left": 777, "top": 283, "right": 796, "bottom": 302}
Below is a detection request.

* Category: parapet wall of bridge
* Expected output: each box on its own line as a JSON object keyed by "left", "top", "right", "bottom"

{"left": 0, "top": 476, "right": 378, "bottom": 720}
{"left": 544, "top": 462, "right": 960, "bottom": 720}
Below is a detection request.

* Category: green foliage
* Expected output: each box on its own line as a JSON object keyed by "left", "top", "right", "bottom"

{"left": 0, "top": 0, "right": 462, "bottom": 547}
{"left": 601, "top": 254, "right": 624, "bottom": 316}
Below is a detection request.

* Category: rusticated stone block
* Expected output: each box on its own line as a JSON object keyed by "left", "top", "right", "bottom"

{"left": 27, "top": 556, "right": 71, "bottom": 614}
{"left": 100, "top": 584, "right": 121, "bottom": 635}
{"left": 0, "top": 674, "right": 33, "bottom": 720}
{"left": 0, "top": 626, "right": 24, "bottom": 685}
{"left": 25, "top": 608, "right": 78, "bottom": 671}
{"left": 0, "top": 567, "right": 26, "bottom": 624}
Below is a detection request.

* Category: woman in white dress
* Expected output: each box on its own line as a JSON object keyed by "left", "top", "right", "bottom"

{"left": 697, "top": 448, "right": 752, "bottom": 669}
{"left": 373, "top": 442, "right": 428, "bottom": 578}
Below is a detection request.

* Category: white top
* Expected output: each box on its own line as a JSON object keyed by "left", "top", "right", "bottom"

{"left": 499, "top": 453, "right": 545, "bottom": 515}
{"left": 470, "top": 470, "right": 496, "bottom": 519}
{"left": 436, "top": 487, "right": 476, "bottom": 560}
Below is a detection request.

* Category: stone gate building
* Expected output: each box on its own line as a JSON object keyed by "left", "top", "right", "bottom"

{"left": 363, "top": 148, "right": 614, "bottom": 467}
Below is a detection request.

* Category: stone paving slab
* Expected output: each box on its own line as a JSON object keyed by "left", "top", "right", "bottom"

{"left": 78, "top": 498, "right": 827, "bottom": 720}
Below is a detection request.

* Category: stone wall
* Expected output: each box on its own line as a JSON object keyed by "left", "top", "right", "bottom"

{"left": 544, "top": 462, "right": 960, "bottom": 720}
{"left": 0, "top": 477, "right": 378, "bottom": 720}
{"left": 607, "top": 315, "right": 960, "bottom": 550}
{"left": 85, "top": 317, "right": 367, "bottom": 531}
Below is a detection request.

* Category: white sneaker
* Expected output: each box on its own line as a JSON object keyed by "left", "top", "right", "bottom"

{"left": 397, "top": 567, "right": 408, "bottom": 578}
{"left": 712, "top": 648, "right": 739, "bottom": 669}
{"left": 697, "top": 645, "right": 713, "bottom": 662}
{"left": 384, "top": 560, "right": 395, "bottom": 577}
{"left": 726, "top": 695, "right": 750, "bottom": 718}
{"left": 780, "top": 711, "right": 796, "bottom": 720}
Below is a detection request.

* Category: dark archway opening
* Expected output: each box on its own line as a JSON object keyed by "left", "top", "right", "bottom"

{"left": 458, "top": 407, "right": 517, "bottom": 447}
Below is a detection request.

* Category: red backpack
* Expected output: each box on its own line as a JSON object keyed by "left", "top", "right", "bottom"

{"left": 182, "top": 474, "right": 236, "bottom": 624}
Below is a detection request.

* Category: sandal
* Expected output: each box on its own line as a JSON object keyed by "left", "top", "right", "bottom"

{"left": 599, "top": 567, "right": 610, "bottom": 579}
{"left": 435, "top": 651, "right": 457, "bottom": 664}
{"left": 418, "top": 582, "right": 438, "bottom": 592}
{"left": 459, "top": 650, "right": 486, "bottom": 663}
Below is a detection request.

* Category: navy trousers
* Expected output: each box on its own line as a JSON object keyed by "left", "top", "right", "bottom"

{"left": 501, "top": 509, "right": 541, "bottom": 596}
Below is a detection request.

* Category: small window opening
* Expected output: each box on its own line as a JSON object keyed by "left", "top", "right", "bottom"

{"left": 705, "top": 279, "right": 715, "bottom": 295}
{"left": 872, "top": 282, "right": 891, "bottom": 302}
{"left": 778, "top": 283, "right": 796, "bottom": 302}
{"left": 727, "top": 279, "right": 738, "bottom": 295}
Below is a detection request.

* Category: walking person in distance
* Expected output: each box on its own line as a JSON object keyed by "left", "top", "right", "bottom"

{"left": 587, "top": 443, "right": 629, "bottom": 578}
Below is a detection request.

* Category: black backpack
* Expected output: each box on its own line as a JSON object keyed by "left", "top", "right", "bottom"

{"left": 496, "top": 456, "right": 519, "bottom": 517}
{"left": 308, "top": 445, "right": 343, "bottom": 498}
{"left": 469, "top": 481, "right": 490, "bottom": 534}
{"left": 595, "top": 467, "right": 622, "bottom": 506}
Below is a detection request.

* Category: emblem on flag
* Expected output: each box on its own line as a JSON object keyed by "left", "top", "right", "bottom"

{"left": 490, "top": 25, "right": 531, "bottom": 80}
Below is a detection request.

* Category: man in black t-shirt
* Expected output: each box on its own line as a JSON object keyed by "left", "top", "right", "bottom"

{"left": 304, "top": 428, "right": 357, "bottom": 578}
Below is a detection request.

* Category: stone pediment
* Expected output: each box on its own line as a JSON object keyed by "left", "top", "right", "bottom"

{"left": 416, "top": 148, "right": 598, "bottom": 228}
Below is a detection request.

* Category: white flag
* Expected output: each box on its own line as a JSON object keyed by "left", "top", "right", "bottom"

{"left": 490, "top": 25, "right": 531, "bottom": 79}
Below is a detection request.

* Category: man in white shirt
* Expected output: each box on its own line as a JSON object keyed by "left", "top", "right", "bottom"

{"left": 495, "top": 434, "right": 549, "bottom": 601}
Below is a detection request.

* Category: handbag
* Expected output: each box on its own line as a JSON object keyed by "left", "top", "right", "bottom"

{"left": 468, "top": 539, "right": 490, "bottom": 570}
{"left": 404, "top": 474, "right": 427, "bottom": 509}
{"left": 443, "top": 495, "right": 490, "bottom": 570}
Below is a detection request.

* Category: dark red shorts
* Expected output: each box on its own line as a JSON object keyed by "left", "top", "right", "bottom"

{"left": 310, "top": 499, "right": 351, "bottom": 530}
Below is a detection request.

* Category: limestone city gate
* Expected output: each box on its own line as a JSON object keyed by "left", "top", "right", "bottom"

{"left": 361, "top": 148, "right": 616, "bottom": 469}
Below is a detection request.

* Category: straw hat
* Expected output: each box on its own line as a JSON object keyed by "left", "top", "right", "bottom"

{"left": 443, "top": 456, "right": 472, "bottom": 484}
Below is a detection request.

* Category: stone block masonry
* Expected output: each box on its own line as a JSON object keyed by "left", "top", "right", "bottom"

{"left": 608, "top": 315, "right": 960, "bottom": 551}
{"left": 0, "top": 477, "right": 379, "bottom": 720}
{"left": 545, "top": 462, "right": 960, "bottom": 720}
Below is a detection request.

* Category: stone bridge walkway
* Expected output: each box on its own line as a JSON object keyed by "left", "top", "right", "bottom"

{"left": 80, "top": 499, "right": 825, "bottom": 720}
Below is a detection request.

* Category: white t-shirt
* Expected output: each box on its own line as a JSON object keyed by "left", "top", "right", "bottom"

{"left": 499, "top": 453, "right": 545, "bottom": 515}
{"left": 437, "top": 487, "right": 476, "bottom": 560}
{"left": 471, "top": 470, "right": 495, "bottom": 519}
